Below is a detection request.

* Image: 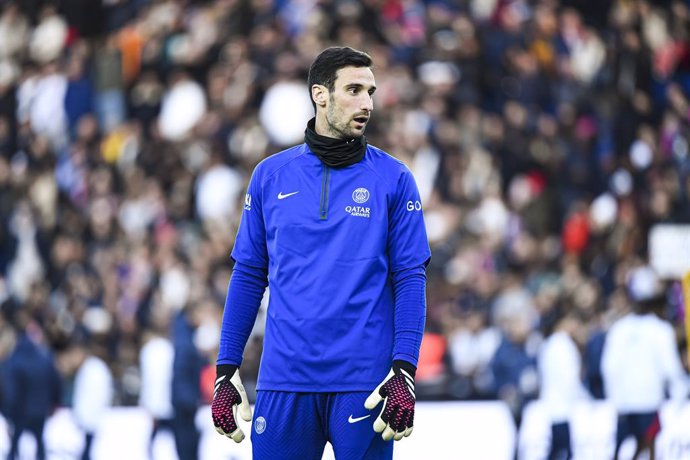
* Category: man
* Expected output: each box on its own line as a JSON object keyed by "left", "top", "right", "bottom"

{"left": 601, "top": 266, "right": 688, "bottom": 460}
{"left": 537, "top": 310, "right": 589, "bottom": 460}
{"left": 211, "top": 46, "right": 430, "bottom": 460}
{"left": 172, "top": 303, "right": 208, "bottom": 460}
{"left": 69, "top": 339, "right": 113, "bottom": 460}
{"left": 139, "top": 317, "right": 174, "bottom": 459}
{"left": 3, "top": 322, "right": 61, "bottom": 460}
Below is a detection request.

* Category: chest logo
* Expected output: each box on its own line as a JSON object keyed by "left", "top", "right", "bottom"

{"left": 277, "top": 191, "right": 299, "bottom": 200}
{"left": 345, "top": 205, "right": 370, "bottom": 218}
{"left": 352, "top": 188, "right": 370, "bottom": 204}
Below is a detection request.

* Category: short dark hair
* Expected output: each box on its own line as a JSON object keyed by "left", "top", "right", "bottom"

{"left": 307, "top": 46, "right": 373, "bottom": 109}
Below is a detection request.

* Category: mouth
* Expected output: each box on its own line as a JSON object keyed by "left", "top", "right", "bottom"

{"left": 353, "top": 116, "right": 369, "bottom": 127}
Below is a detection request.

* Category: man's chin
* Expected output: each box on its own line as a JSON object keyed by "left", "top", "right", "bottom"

{"left": 349, "top": 126, "right": 367, "bottom": 138}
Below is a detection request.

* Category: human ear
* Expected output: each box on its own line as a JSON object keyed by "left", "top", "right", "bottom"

{"left": 311, "top": 84, "right": 328, "bottom": 108}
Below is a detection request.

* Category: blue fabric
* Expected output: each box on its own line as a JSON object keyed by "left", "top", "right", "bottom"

{"left": 217, "top": 261, "right": 268, "bottom": 366}
{"left": 171, "top": 313, "right": 203, "bottom": 459}
{"left": 4, "top": 334, "right": 59, "bottom": 460}
{"left": 251, "top": 390, "right": 393, "bottom": 460}
{"left": 173, "top": 406, "right": 200, "bottom": 460}
{"left": 223, "top": 144, "right": 430, "bottom": 392}
{"left": 548, "top": 422, "right": 572, "bottom": 460}
{"left": 489, "top": 334, "right": 537, "bottom": 396}
{"left": 615, "top": 412, "right": 660, "bottom": 449}
{"left": 584, "top": 330, "right": 606, "bottom": 399}
{"left": 391, "top": 266, "right": 427, "bottom": 367}
{"left": 9, "top": 418, "right": 47, "bottom": 460}
{"left": 64, "top": 77, "right": 94, "bottom": 134}
{"left": 171, "top": 311, "right": 204, "bottom": 412}
{"left": 2, "top": 334, "right": 61, "bottom": 423}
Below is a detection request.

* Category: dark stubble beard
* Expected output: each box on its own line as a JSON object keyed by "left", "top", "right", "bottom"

{"left": 325, "top": 96, "right": 364, "bottom": 140}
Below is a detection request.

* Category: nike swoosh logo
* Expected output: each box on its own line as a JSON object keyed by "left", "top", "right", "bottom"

{"left": 277, "top": 191, "right": 299, "bottom": 200}
{"left": 348, "top": 414, "right": 371, "bottom": 424}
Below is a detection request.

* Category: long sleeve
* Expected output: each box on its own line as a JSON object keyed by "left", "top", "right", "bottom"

{"left": 73, "top": 357, "right": 113, "bottom": 432}
{"left": 602, "top": 314, "right": 688, "bottom": 411}
{"left": 659, "top": 320, "right": 688, "bottom": 403}
{"left": 391, "top": 264, "right": 427, "bottom": 367}
{"left": 538, "top": 332, "right": 589, "bottom": 422}
{"left": 216, "top": 260, "right": 268, "bottom": 366}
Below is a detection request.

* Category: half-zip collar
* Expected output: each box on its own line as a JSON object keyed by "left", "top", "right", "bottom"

{"left": 304, "top": 118, "right": 367, "bottom": 168}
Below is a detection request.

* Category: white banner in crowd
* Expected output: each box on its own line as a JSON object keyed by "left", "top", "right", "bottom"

{"left": 649, "top": 224, "right": 690, "bottom": 279}
{"left": 1, "top": 401, "right": 689, "bottom": 459}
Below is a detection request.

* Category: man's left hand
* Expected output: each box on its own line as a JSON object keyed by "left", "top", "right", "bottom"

{"left": 364, "top": 360, "right": 416, "bottom": 441}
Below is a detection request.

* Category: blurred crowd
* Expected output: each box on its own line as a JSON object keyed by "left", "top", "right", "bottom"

{"left": 1, "top": 0, "right": 690, "bottom": 454}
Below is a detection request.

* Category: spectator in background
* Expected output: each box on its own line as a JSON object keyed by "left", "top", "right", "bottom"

{"left": 171, "top": 301, "right": 208, "bottom": 460}
{"left": 0, "top": 2, "right": 29, "bottom": 61}
{"left": 583, "top": 316, "right": 607, "bottom": 400}
{"left": 93, "top": 33, "right": 125, "bottom": 135}
{"left": 5, "top": 201, "right": 45, "bottom": 304}
{"left": 194, "top": 148, "right": 244, "bottom": 223}
{"left": 583, "top": 288, "right": 632, "bottom": 400}
{"left": 2, "top": 316, "right": 61, "bottom": 460}
{"left": 0, "top": 311, "right": 15, "bottom": 418}
{"left": 64, "top": 54, "right": 94, "bottom": 140}
{"left": 194, "top": 298, "right": 222, "bottom": 407}
{"left": 602, "top": 266, "right": 688, "bottom": 460}
{"left": 157, "top": 70, "right": 206, "bottom": 142}
{"left": 139, "top": 310, "right": 175, "bottom": 459}
{"left": 446, "top": 292, "right": 501, "bottom": 400}
{"left": 537, "top": 309, "right": 589, "bottom": 460}
{"left": 63, "top": 338, "right": 114, "bottom": 460}
{"left": 489, "top": 288, "right": 539, "bottom": 427}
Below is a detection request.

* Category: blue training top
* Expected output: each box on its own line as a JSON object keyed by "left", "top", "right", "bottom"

{"left": 221, "top": 143, "right": 431, "bottom": 392}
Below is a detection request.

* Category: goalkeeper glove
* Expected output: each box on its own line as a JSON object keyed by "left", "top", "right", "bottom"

{"left": 364, "top": 360, "right": 416, "bottom": 441}
{"left": 211, "top": 365, "right": 252, "bottom": 442}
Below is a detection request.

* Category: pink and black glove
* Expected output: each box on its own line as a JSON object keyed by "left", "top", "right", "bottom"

{"left": 211, "top": 365, "right": 252, "bottom": 442}
{"left": 364, "top": 360, "right": 416, "bottom": 441}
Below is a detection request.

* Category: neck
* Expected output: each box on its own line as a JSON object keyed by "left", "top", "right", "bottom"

{"left": 314, "top": 114, "right": 340, "bottom": 139}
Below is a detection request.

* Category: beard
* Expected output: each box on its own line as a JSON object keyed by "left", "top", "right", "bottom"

{"left": 324, "top": 99, "right": 366, "bottom": 139}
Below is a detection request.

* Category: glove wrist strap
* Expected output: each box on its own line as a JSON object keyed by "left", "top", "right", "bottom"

{"left": 392, "top": 360, "right": 416, "bottom": 379}
{"left": 217, "top": 364, "right": 238, "bottom": 379}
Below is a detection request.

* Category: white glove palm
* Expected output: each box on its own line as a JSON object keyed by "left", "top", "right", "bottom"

{"left": 364, "top": 361, "right": 416, "bottom": 441}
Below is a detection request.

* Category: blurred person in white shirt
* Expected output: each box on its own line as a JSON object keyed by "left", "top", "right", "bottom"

{"left": 538, "top": 309, "right": 589, "bottom": 460}
{"left": 61, "top": 339, "right": 114, "bottom": 460}
{"left": 601, "top": 266, "right": 688, "bottom": 460}
{"left": 139, "top": 311, "right": 174, "bottom": 459}
{"left": 194, "top": 149, "right": 243, "bottom": 223}
{"left": 447, "top": 299, "right": 501, "bottom": 399}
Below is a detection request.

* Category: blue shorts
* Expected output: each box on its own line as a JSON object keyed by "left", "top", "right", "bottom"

{"left": 251, "top": 391, "right": 394, "bottom": 460}
{"left": 616, "top": 411, "right": 661, "bottom": 445}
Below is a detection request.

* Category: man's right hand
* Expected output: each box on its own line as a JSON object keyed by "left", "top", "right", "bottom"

{"left": 211, "top": 365, "right": 253, "bottom": 442}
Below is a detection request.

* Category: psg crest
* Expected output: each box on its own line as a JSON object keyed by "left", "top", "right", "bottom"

{"left": 352, "top": 188, "right": 370, "bottom": 204}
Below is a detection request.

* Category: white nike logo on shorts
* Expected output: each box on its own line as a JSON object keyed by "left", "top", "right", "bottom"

{"left": 277, "top": 191, "right": 299, "bottom": 200}
{"left": 348, "top": 414, "right": 371, "bottom": 423}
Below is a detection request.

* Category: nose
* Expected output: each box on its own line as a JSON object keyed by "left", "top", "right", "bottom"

{"left": 361, "top": 94, "right": 373, "bottom": 113}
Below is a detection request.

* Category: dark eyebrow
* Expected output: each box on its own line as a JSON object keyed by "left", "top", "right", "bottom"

{"left": 345, "top": 83, "right": 377, "bottom": 93}
{"left": 345, "top": 83, "right": 376, "bottom": 89}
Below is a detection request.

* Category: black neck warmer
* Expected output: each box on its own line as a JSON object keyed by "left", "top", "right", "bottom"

{"left": 304, "top": 118, "right": 367, "bottom": 168}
